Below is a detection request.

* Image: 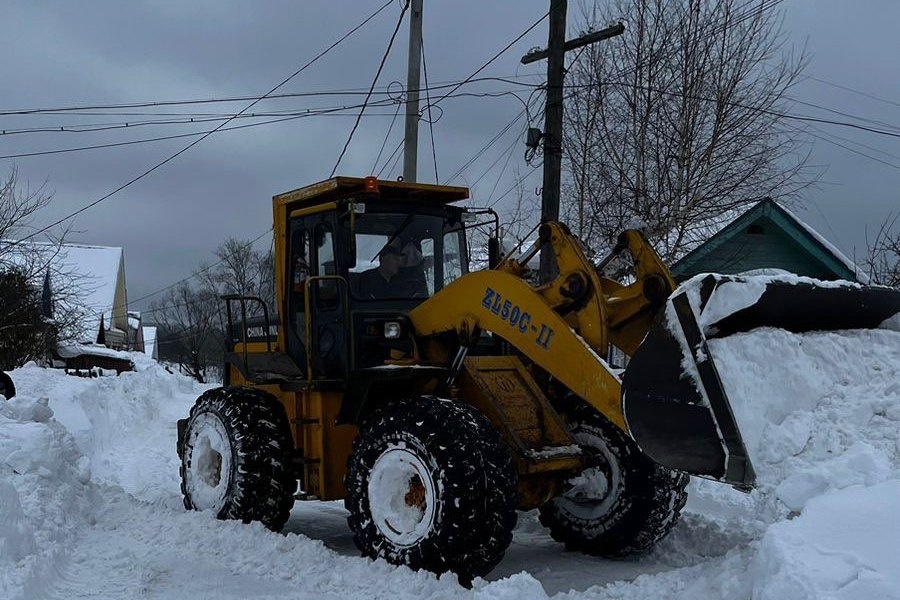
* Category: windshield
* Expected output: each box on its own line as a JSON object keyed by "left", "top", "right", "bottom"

{"left": 350, "top": 212, "right": 465, "bottom": 301}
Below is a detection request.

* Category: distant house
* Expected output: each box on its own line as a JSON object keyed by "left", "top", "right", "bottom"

{"left": 671, "top": 198, "right": 868, "bottom": 283}
{"left": 0, "top": 240, "right": 136, "bottom": 372}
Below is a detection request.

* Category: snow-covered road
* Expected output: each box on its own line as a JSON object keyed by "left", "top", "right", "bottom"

{"left": 3, "top": 325, "right": 900, "bottom": 599}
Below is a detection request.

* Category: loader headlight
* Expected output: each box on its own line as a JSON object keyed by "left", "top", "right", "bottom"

{"left": 384, "top": 321, "right": 402, "bottom": 339}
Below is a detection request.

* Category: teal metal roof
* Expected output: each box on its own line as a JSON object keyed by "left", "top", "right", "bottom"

{"left": 671, "top": 199, "right": 863, "bottom": 282}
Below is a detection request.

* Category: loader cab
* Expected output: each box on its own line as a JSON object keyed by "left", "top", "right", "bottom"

{"left": 278, "top": 177, "right": 470, "bottom": 381}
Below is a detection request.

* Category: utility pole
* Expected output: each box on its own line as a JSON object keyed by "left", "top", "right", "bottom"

{"left": 403, "top": 0, "right": 424, "bottom": 183}
{"left": 522, "top": 2, "right": 623, "bottom": 281}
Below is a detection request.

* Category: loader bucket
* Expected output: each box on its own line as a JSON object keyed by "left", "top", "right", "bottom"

{"left": 622, "top": 273, "right": 900, "bottom": 490}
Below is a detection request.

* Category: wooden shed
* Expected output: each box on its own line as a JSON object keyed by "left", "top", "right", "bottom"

{"left": 671, "top": 198, "right": 867, "bottom": 283}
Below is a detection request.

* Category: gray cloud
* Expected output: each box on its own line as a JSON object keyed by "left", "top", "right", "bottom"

{"left": 2, "top": 1, "right": 898, "bottom": 309}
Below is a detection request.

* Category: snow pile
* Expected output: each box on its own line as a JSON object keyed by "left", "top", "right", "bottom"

{"left": 0, "top": 360, "right": 557, "bottom": 599}
{"left": 2, "top": 320, "right": 900, "bottom": 598}
{"left": 754, "top": 481, "right": 900, "bottom": 600}
{"left": 710, "top": 327, "right": 900, "bottom": 599}
{"left": 0, "top": 388, "right": 99, "bottom": 599}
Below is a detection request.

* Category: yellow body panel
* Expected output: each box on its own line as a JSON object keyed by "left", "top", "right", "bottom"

{"left": 459, "top": 356, "right": 580, "bottom": 470}
{"left": 298, "top": 390, "right": 357, "bottom": 500}
{"left": 409, "top": 269, "right": 627, "bottom": 431}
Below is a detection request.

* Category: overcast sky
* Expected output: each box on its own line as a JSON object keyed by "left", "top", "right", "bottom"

{"left": 2, "top": 1, "right": 899, "bottom": 313}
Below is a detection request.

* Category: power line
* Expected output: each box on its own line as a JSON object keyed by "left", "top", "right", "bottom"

{"left": 376, "top": 138, "right": 404, "bottom": 178}
{"left": 428, "top": 12, "right": 549, "bottom": 110}
{"left": 807, "top": 75, "right": 900, "bottom": 110}
{"left": 421, "top": 38, "right": 439, "bottom": 183}
{"left": 372, "top": 98, "right": 404, "bottom": 173}
{"left": 1, "top": 89, "right": 533, "bottom": 160}
{"left": 9, "top": 0, "right": 394, "bottom": 246}
{"left": 0, "top": 85, "right": 537, "bottom": 137}
{"left": 332, "top": 1, "right": 411, "bottom": 177}
{"left": 0, "top": 102, "right": 404, "bottom": 160}
{"left": 593, "top": 79, "right": 900, "bottom": 141}
{"left": 0, "top": 101, "right": 405, "bottom": 136}
{"left": 127, "top": 229, "right": 273, "bottom": 312}
{"left": 447, "top": 108, "right": 528, "bottom": 183}
{"left": 0, "top": 75, "right": 539, "bottom": 117}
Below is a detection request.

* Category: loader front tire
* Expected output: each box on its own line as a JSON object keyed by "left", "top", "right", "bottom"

{"left": 345, "top": 397, "right": 517, "bottom": 580}
{"left": 539, "top": 404, "right": 688, "bottom": 557}
{"left": 180, "top": 386, "right": 295, "bottom": 531}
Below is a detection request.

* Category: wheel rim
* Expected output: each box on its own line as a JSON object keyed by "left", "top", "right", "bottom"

{"left": 184, "top": 412, "right": 233, "bottom": 512}
{"left": 554, "top": 427, "right": 622, "bottom": 521}
{"left": 367, "top": 444, "right": 437, "bottom": 547}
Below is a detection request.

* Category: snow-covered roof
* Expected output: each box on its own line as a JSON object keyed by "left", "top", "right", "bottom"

{"left": 779, "top": 204, "right": 870, "bottom": 284}
{"left": 142, "top": 326, "right": 158, "bottom": 360}
{"left": 672, "top": 199, "right": 868, "bottom": 283}
{"left": 0, "top": 240, "right": 127, "bottom": 343}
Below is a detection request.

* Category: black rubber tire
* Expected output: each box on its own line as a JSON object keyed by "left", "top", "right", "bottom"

{"left": 345, "top": 396, "right": 517, "bottom": 579}
{"left": 0, "top": 371, "right": 15, "bottom": 400}
{"left": 538, "top": 404, "right": 688, "bottom": 557}
{"left": 180, "top": 386, "right": 296, "bottom": 531}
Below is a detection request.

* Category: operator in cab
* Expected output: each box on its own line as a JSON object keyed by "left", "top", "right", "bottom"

{"left": 358, "top": 238, "right": 428, "bottom": 299}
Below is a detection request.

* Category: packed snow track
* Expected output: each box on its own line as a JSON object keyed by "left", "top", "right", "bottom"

{"left": 2, "top": 325, "right": 900, "bottom": 599}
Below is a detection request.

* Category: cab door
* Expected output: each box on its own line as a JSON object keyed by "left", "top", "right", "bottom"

{"left": 306, "top": 216, "right": 350, "bottom": 380}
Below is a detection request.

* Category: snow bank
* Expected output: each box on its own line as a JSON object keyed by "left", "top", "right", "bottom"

{"left": 0, "top": 391, "right": 99, "bottom": 599}
{"left": 753, "top": 481, "right": 900, "bottom": 600}
{"left": 0, "top": 360, "right": 557, "bottom": 599}
{"left": 2, "top": 321, "right": 899, "bottom": 598}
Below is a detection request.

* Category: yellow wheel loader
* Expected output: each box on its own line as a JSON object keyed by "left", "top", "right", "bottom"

{"left": 176, "top": 176, "right": 900, "bottom": 579}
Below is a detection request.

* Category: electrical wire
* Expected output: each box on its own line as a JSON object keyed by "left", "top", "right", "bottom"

{"left": 118, "top": 228, "right": 274, "bottom": 315}
{"left": 421, "top": 39, "right": 439, "bottom": 183}
{"left": 12, "top": 0, "right": 395, "bottom": 248}
{"left": 0, "top": 101, "right": 404, "bottom": 160}
{"left": 427, "top": 12, "right": 548, "bottom": 110}
{"left": 376, "top": 138, "right": 404, "bottom": 178}
{"left": 372, "top": 96, "right": 405, "bottom": 173}
{"left": 446, "top": 108, "right": 528, "bottom": 183}
{"left": 330, "top": 1, "right": 411, "bottom": 177}
{"left": 0, "top": 75, "right": 540, "bottom": 117}
{"left": 0, "top": 101, "right": 407, "bottom": 137}
{"left": 1, "top": 89, "right": 532, "bottom": 160}
{"left": 806, "top": 75, "right": 900, "bottom": 110}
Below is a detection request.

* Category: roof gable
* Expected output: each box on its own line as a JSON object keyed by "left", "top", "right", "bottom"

{"left": 0, "top": 241, "right": 127, "bottom": 342}
{"left": 672, "top": 199, "right": 865, "bottom": 282}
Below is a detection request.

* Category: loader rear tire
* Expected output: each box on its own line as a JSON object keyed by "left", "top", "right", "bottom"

{"left": 345, "top": 397, "right": 517, "bottom": 580}
{"left": 539, "top": 404, "right": 688, "bottom": 557}
{"left": 180, "top": 386, "right": 295, "bottom": 531}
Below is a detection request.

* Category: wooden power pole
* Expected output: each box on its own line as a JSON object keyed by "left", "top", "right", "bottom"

{"left": 403, "top": 0, "right": 424, "bottom": 183}
{"left": 522, "top": 1, "right": 623, "bottom": 281}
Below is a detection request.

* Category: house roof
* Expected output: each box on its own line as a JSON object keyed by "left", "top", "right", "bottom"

{"left": 0, "top": 240, "right": 126, "bottom": 342}
{"left": 142, "top": 326, "right": 157, "bottom": 360}
{"left": 671, "top": 198, "right": 868, "bottom": 283}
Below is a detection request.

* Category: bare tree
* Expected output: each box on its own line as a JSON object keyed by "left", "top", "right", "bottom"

{"left": 563, "top": 0, "right": 813, "bottom": 261}
{"left": 0, "top": 168, "right": 52, "bottom": 247}
{"left": 150, "top": 236, "right": 274, "bottom": 382}
{"left": 0, "top": 169, "right": 92, "bottom": 364}
{"left": 865, "top": 213, "right": 900, "bottom": 287}
{"left": 150, "top": 283, "right": 221, "bottom": 383}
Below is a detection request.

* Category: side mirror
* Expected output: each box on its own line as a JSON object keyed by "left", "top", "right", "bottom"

{"left": 488, "top": 237, "right": 501, "bottom": 269}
